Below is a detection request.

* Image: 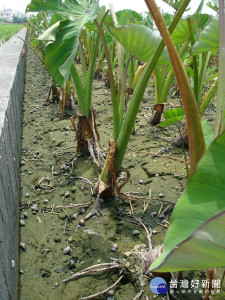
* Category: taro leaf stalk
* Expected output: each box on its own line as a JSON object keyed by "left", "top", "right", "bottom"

{"left": 214, "top": 0, "right": 225, "bottom": 136}
{"left": 93, "top": 0, "right": 192, "bottom": 198}
{"left": 144, "top": 0, "right": 206, "bottom": 176}
{"left": 26, "top": 0, "right": 108, "bottom": 157}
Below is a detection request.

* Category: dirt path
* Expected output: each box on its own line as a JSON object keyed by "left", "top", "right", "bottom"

{"left": 19, "top": 48, "right": 188, "bottom": 300}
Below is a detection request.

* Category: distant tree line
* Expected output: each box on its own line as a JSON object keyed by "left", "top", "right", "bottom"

{"left": 13, "top": 15, "right": 27, "bottom": 23}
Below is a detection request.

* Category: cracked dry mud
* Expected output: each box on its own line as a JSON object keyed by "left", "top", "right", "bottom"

{"left": 19, "top": 47, "right": 195, "bottom": 300}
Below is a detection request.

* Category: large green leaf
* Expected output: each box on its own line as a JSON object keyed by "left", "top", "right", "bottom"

{"left": 110, "top": 24, "right": 169, "bottom": 64}
{"left": 192, "top": 17, "right": 219, "bottom": 54}
{"left": 26, "top": 0, "right": 99, "bottom": 86}
{"left": 171, "top": 19, "right": 190, "bottom": 44}
{"left": 150, "top": 131, "right": 225, "bottom": 272}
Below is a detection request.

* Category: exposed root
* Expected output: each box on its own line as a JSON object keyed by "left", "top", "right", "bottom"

{"left": 62, "top": 263, "right": 120, "bottom": 283}
{"left": 80, "top": 275, "right": 124, "bottom": 300}
{"left": 84, "top": 196, "right": 104, "bottom": 221}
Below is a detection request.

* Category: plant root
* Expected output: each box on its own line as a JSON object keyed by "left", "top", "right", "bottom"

{"left": 80, "top": 275, "right": 124, "bottom": 300}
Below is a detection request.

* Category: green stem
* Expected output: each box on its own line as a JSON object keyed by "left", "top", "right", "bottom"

{"left": 187, "top": 17, "right": 199, "bottom": 103}
{"left": 199, "top": 78, "right": 218, "bottom": 116}
{"left": 94, "top": 18, "right": 118, "bottom": 140}
{"left": 70, "top": 64, "right": 87, "bottom": 115}
{"left": 214, "top": 0, "right": 225, "bottom": 136}
{"left": 145, "top": 0, "right": 206, "bottom": 176}
{"left": 198, "top": 51, "right": 211, "bottom": 104}
{"left": 160, "top": 40, "right": 189, "bottom": 104}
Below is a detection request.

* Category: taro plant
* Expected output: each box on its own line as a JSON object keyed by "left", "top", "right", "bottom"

{"left": 26, "top": 0, "right": 109, "bottom": 158}
{"left": 91, "top": 0, "right": 194, "bottom": 202}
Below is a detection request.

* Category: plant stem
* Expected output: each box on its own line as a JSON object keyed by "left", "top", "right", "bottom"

{"left": 214, "top": 0, "right": 225, "bottom": 137}
{"left": 144, "top": 0, "right": 206, "bottom": 176}
{"left": 94, "top": 18, "right": 118, "bottom": 140}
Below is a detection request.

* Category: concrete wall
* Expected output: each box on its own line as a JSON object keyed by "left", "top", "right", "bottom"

{"left": 0, "top": 29, "right": 27, "bottom": 300}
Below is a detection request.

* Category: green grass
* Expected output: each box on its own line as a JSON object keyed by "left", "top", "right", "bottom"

{"left": 0, "top": 23, "right": 23, "bottom": 44}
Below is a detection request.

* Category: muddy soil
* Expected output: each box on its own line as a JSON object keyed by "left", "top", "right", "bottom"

{"left": 19, "top": 48, "right": 215, "bottom": 300}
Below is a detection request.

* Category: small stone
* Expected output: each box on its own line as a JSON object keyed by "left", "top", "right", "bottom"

{"left": 79, "top": 219, "right": 85, "bottom": 226}
{"left": 64, "top": 191, "right": 70, "bottom": 198}
{"left": 33, "top": 140, "right": 37, "bottom": 144}
{"left": 132, "top": 230, "right": 140, "bottom": 236}
{"left": 20, "top": 220, "right": 25, "bottom": 226}
{"left": 80, "top": 208, "right": 86, "bottom": 214}
{"left": 23, "top": 212, "right": 28, "bottom": 218}
{"left": 63, "top": 246, "right": 72, "bottom": 255}
{"left": 43, "top": 199, "right": 49, "bottom": 203}
{"left": 19, "top": 270, "right": 24, "bottom": 274}
{"left": 151, "top": 212, "right": 157, "bottom": 218}
{"left": 20, "top": 242, "right": 26, "bottom": 251}
{"left": 53, "top": 171, "right": 60, "bottom": 176}
{"left": 159, "top": 214, "right": 166, "bottom": 219}
{"left": 159, "top": 192, "right": 165, "bottom": 198}
{"left": 55, "top": 283, "right": 59, "bottom": 287}
{"left": 25, "top": 193, "right": 30, "bottom": 198}
{"left": 70, "top": 260, "right": 75, "bottom": 267}
{"left": 152, "top": 230, "right": 158, "bottom": 234}
{"left": 111, "top": 243, "right": 118, "bottom": 252}
{"left": 21, "top": 160, "right": 26, "bottom": 166}
{"left": 31, "top": 204, "right": 38, "bottom": 212}
{"left": 52, "top": 138, "right": 56, "bottom": 143}
{"left": 45, "top": 249, "right": 51, "bottom": 253}
{"left": 28, "top": 171, "right": 32, "bottom": 175}
{"left": 138, "top": 179, "right": 144, "bottom": 184}
{"left": 107, "top": 290, "right": 114, "bottom": 296}
{"left": 155, "top": 173, "right": 159, "bottom": 177}
{"left": 45, "top": 176, "right": 50, "bottom": 182}
{"left": 72, "top": 213, "right": 77, "bottom": 220}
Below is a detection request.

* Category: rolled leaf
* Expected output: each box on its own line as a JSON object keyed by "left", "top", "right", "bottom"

{"left": 150, "top": 131, "right": 225, "bottom": 272}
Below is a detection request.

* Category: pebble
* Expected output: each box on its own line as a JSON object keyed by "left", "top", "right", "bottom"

{"left": 151, "top": 211, "right": 157, "bottom": 218}
{"left": 21, "top": 160, "right": 26, "bottom": 166}
{"left": 132, "top": 230, "right": 140, "bottom": 236}
{"left": 152, "top": 230, "right": 158, "bottom": 234}
{"left": 43, "top": 199, "right": 49, "bottom": 203}
{"left": 64, "top": 191, "right": 70, "bottom": 198}
{"left": 79, "top": 219, "right": 85, "bottom": 226}
{"left": 72, "top": 213, "right": 77, "bottom": 220}
{"left": 23, "top": 212, "right": 28, "bottom": 219}
{"left": 25, "top": 193, "right": 30, "bottom": 198}
{"left": 20, "top": 220, "right": 25, "bottom": 226}
{"left": 20, "top": 242, "right": 26, "bottom": 250}
{"left": 107, "top": 290, "right": 114, "bottom": 296}
{"left": 159, "top": 214, "right": 166, "bottom": 219}
{"left": 159, "top": 192, "right": 165, "bottom": 198}
{"left": 111, "top": 243, "right": 118, "bottom": 252}
{"left": 28, "top": 171, "right": 32, "bottom": 175}
{"left": 138, "top": 179, "right": 144, "bottom": 184}
{"left": 31, "top": 204, "right": 38, "bottom": 212}
{"left": 63, "top": 246, "right": 72, "bottom": 255}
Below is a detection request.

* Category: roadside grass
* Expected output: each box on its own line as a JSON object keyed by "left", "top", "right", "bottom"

{"left": 0, "top": 22, "right": 23, "bottom": 44}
